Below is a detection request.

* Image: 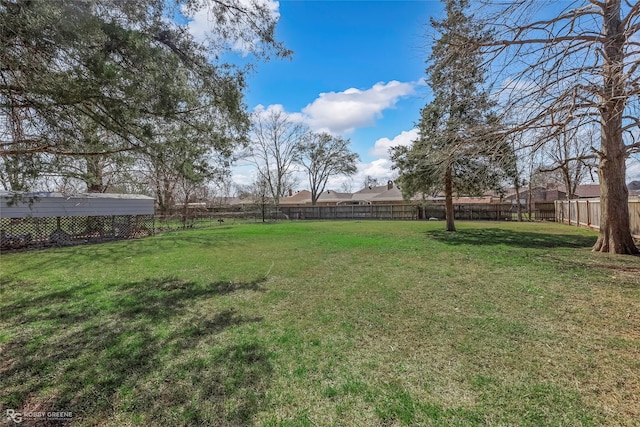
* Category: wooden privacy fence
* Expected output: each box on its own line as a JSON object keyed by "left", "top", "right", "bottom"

{"left": 533, "top": 202, "right": 557, "bottom": 221}
{"left": 279, "top": 203, "right": 538, "bottom": 221}
{"left": 555, "top": 199, "right": 640, "bottom": 237}
{"left": 279, "top": 204, "right": 419, "bottom": 220}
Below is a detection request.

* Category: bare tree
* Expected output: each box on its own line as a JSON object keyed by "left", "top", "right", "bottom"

{"left": 363, "top": 175, "right": 380, "bottom": 189}
{"left": 249, "top": 108, "right": 308, "bottom": 212}
{"left": 339, "top": 179, "right": 355, "bottom": 193}
{"left": 482, "top": 0, "right": 640, "bottom": 254}
{"left": 295, "top": 133, "right": 358, "bottom": 205}
{"left": 538, "top": 119, "right": 598, "bottom": 199}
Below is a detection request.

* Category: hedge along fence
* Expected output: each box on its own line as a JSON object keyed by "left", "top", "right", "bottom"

{"left": 0, "top": 192, "right": 155, "bottom": 252}
{"left": 555, "top": 198, "right": 640, "bottom": 238}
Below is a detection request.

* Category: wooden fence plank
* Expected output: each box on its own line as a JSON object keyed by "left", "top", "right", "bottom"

{"left": 556, "top": 199, "right": 640, "bottom": 237}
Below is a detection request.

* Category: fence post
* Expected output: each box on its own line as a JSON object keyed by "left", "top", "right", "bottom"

{"left": 586, "top": 200, "right": 590, "bottom": 226}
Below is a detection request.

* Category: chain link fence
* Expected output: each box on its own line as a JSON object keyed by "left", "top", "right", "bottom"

{"left": 0, "top": 215, "right": 154, "bottom": 252}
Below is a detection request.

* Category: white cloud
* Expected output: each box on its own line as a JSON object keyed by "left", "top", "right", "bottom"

{"left": 627, "top": 158, "right": 640, "bottom": 183}
{"left": 182, "top": 0, "right": 280, "bottom": 55}
{"left": 240, "top": 84, "right": 421, "bottom": 191}
{"left": 251, "top": 81, "right": 419, "bottom": 135}
{"left": 301, "top": 81, "right": 416, "bottom": 134}
{"left": 359, "top": 158, "right": 395, "bottom": 179}
{"left": 370, "top": 128, "right": 418, "bottom": 159}
{"left": 320, "top": 159, "right": 396, "bottom": 192}
{"left": 251, "top": 103, "right": 307, "bottom": 125}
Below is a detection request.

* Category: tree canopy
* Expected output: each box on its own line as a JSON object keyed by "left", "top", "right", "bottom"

{"left": 295, "top": 132, "right": 358, "bottom": 205}
{"left": 0, "top": 0, "right": 289, "bottom": 192}
{"left": 393, "top": 0, "right": 508, "bottom": 231}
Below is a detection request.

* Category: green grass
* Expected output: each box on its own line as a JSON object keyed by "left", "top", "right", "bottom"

{"left": 1, "top": 221, "right": 639, "bottom": 426}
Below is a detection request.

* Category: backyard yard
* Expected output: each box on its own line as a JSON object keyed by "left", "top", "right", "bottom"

{"left": 1, "top": 221, "right": 639, "bottom": 426}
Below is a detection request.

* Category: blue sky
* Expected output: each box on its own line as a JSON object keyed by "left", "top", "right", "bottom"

{"left": 182, "top": 0, "right": 640, "bottom": 188}
{"left": 186, "top": 0, "right": 443, "bottom": 190}
{"left": 240, "top": 0, "right": 441, "bottom": 189}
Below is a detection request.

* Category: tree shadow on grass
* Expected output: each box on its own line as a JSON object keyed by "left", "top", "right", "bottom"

{"left": 2, "top": 230, "right": 247, "bottom": 278}
{"left": 425, "top": 228, "right": 597, "bottom": 249}
{"left": 0, "top": 276, "right": 271, "bottom": 426}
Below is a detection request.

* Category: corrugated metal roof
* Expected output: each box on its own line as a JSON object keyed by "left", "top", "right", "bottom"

{"left": 1, "top": 191, "right": 155, "bottom": 218}
{"left": 0, "top": 191, "right": 154, "bottom": 200}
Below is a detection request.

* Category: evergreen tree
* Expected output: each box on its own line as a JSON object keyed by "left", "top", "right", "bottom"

{"left": 0, "top": 0, "right": 287, "bottom": 190}
{"left": 392, "top": 0, "right": 507, "bottom": 231}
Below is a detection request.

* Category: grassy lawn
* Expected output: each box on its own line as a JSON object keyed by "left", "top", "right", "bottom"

{"left": 1, "top": 220, "right": 639, "bottom": 426}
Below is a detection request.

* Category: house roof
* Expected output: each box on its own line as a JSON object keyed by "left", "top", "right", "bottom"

{"left": 573, "top": 184, "right": 600, "bottom": 198}
{"left": 280, "top": 190, "right": 312, "bottom": 205}
{"left": 353, "top": 184, "right": 391, "bottom": 195}
{"left": 0, "top": 191, "right": 154, "bottom": 218}
{"left": 368, "top": 187, "right": 404, "bottom": 202}
{"left": 0, "top": 191, "right": 153, "bottom": 200}
{"left": 316, "top": 190, "right": 353, "bottom": 203}
{"left": 278, "top": 181, "right": 416, "bottom": 205}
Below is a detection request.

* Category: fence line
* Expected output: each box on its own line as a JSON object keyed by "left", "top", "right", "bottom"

{"left": 163, "top": 203, "right": 556, "bottom": 224}
{"left": 555, "top": 199, "right": 640, "bottom": 237}
{"left": 279, "top": 204, "right": 419, "bottom": 220}
{"left": 279, "top": 203, "right": 554, "bottom": 221}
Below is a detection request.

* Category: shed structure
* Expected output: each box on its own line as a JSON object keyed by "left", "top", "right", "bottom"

{"left": 0, "top": 191, "right": 155, "bottom": 251}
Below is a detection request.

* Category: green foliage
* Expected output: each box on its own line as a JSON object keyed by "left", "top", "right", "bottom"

{"left": 393, "top": 0, "right": 509, "bottom": 202}
{"left": 0, "top": 0, "right": 287, "bottom": 191}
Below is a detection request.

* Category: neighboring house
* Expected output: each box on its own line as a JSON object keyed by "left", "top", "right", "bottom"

{"left": 207, "top": 197, "right": 244, "bottom": 208}
{"left": 501, "top": 182, "right": 640, "bottom": 202}
{"left": 280, "top": 190, "right": 312, "bottom": 206}
{"left": 316, "top": 190, "right": 355, "bottom": 206}
{"left": 366, "top": 187, "right": 405, "bottom": 204}
{"left": 450, "top": 196, "right": 501, "bottom": 204}
{"left": 279, "top": 181, "right": 412, "bottom": 206}
{"left": 572, "top": 184, "right": 600, "bottom": 199}
{"left": 280, "top": 181, "right": 507, "bottom": 207}
{"left": 197, "top": 181, "right": 640, "bottom": 212}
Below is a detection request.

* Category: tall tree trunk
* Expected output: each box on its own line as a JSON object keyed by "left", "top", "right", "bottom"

{"left": 527, "top": 178, "right": 533, "bottom": 221}
{"left": 595, "top": 150, "right": 637, "bottom": 253}
{"left": 444, "top": 163, "right": 456, "bottom": 232}
{"left": 86, "top": 156, "right": 106, "bottom": 193}
{"left": 592, "top": 0, "right": 638, "bottom": 254}
{"left": 514, "top": 177, "right": 523, "bottom": 222}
